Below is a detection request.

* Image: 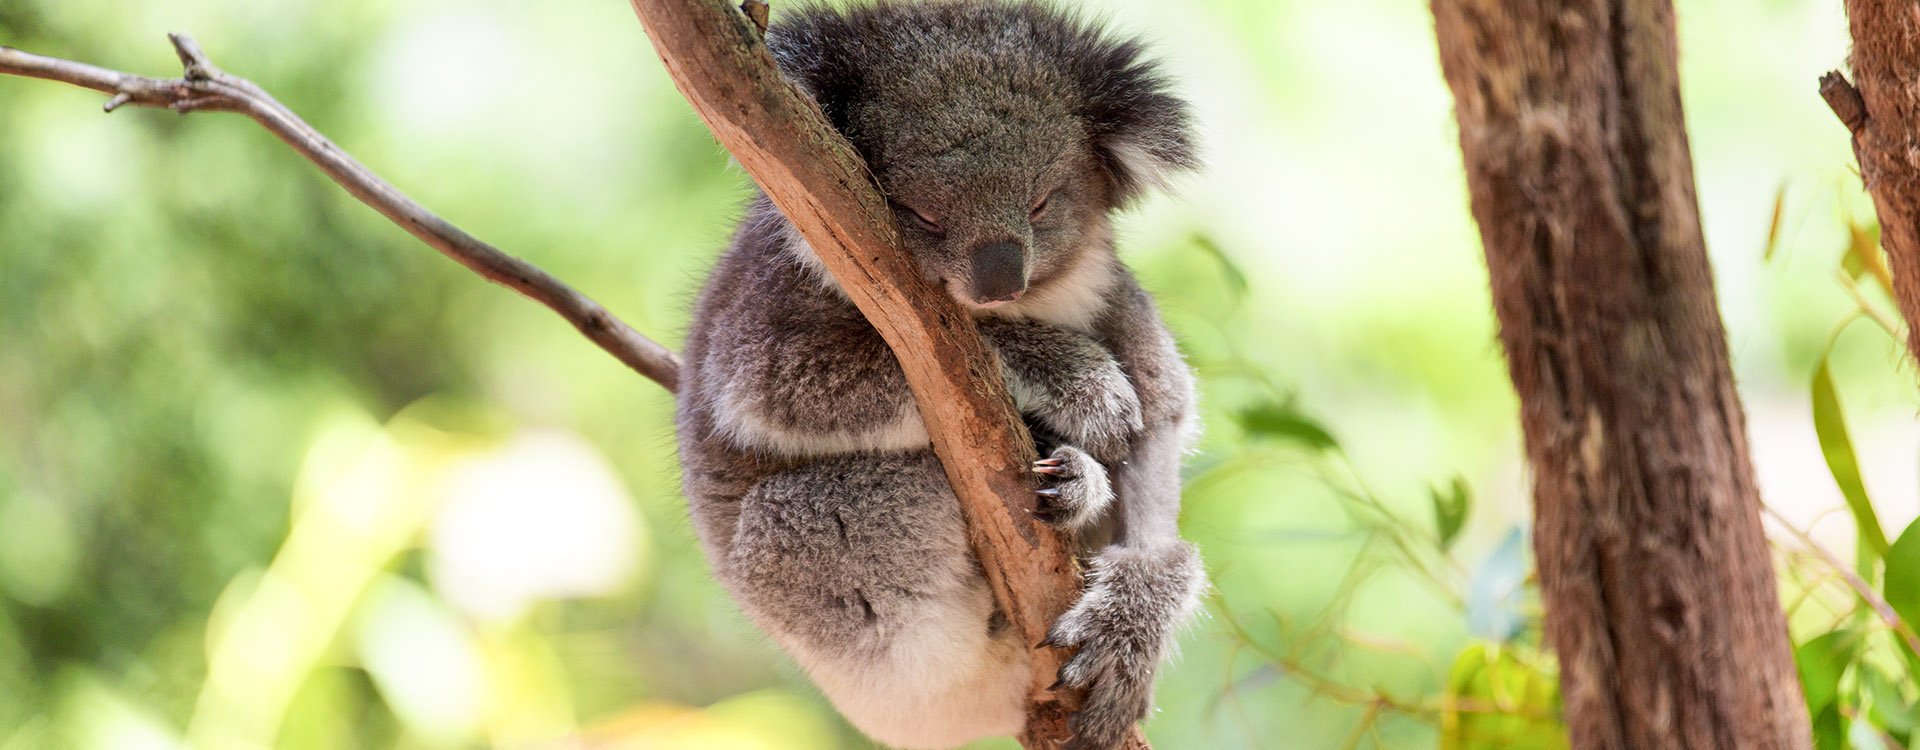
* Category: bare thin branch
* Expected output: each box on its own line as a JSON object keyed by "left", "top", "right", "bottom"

{"left": 0, "top": 35, "right": 681, "bottom": 391}
{"left": 1762, "top": 505, "right": 1920, "bottom": 659}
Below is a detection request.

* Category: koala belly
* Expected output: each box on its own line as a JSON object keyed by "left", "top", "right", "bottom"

{"left": 721, "top": 449, "right": 1029, "bottom": 749}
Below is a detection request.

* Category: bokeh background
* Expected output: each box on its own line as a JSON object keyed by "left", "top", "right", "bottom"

{"left": 2, "top": 0, "right": 1916, "bottom": 747}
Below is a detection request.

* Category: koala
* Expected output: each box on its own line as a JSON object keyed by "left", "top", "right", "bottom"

{"left": 674, "top": 2, "right": 1205, "bottom": 748}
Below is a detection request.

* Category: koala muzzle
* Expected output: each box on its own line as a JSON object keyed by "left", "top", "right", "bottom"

{"left": 970, "top": 241, "right": 1027, "bottom": 303}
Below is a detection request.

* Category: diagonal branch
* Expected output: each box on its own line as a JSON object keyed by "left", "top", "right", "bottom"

{"left": 0, "top": 34, "right": 681, "bottom": 391}
{"left": 623, "top": 1, "right": 1140, "bottom": 748}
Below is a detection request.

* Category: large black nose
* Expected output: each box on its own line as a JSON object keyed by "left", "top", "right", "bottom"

{"left": 970, "top": 241, "right": 1027, "bottom": 303}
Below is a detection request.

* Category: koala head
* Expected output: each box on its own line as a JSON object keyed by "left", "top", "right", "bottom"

{"left": 768, "top": 1, "right": 1197, "bottom": 310}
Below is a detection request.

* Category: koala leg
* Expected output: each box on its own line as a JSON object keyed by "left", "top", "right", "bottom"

{"left": 1045, "top": 419, "right": 1207, "bottom": 750}
{"left": 725, "top": 450, "right": 1029, "bottom": 750}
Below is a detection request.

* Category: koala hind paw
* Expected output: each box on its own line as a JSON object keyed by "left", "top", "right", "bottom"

{"left": 1044, "top": 544, "right": 1206, "bottom": 750}
{"left": 1031, "top": 446, "right": 1111, "bottom": 529}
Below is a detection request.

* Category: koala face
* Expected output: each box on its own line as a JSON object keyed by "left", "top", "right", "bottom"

{"left": 769, "top": 1, "right": 1197, "bottom": 309}
{"left": 855, "top": 80, "right": 1111, "bottom": 308}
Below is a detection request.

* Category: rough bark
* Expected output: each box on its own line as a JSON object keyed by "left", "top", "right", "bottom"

{"left": 621, "top": 1, "right": 1137, "bottom": 747}
{"left": 1824, "top": 1, "right": 1920, "bottom": 362}
{"left": 1429, "top": 2, "right": 1810, "bottom": 749}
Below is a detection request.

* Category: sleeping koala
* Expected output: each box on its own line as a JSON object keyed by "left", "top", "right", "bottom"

{"left": 675, "top": 2, "right": 1204, "bottom": 747}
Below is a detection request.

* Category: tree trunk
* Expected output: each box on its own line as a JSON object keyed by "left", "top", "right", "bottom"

{"left": 1824, "top": 0, "right": 1920, "bottom": 361}
{"left": 1429, "top": 2, "right": 1811, "bottom": 749}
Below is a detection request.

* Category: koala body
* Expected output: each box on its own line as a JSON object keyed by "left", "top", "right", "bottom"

{"left": 675, "top": 3, "right": 1204, "bottom": 748}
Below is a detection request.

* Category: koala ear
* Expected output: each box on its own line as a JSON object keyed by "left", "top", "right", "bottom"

{"left": 1077, "top": 39, "right": 1199, "bottom": 206}
{"left": 765, "top": 8, "right": 869, "bottom": 134}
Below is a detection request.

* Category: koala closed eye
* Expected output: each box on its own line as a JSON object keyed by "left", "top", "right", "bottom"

{"left": 898, "top": 203, "right": 945, "bottom": 234}
{"left": 1029, "top": 191, "right": 1053, "bottom": 222}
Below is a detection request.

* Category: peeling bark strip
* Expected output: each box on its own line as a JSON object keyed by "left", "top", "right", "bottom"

{"left": 1828, "top": 1, "right": 1920, "bottom": 362}
{"left": 621, "top": 1, "right": 1140, "bottom": 747}
{"left": 1429, "top": 2, "right": 1810, "bottom": 749}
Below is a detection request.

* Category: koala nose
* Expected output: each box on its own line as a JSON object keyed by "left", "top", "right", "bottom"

{"left": 970, "top": 241, "right": 1027, "bottom": 303}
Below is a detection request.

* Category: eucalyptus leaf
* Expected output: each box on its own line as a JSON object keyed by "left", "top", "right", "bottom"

{"left": 1887, "top": 521, "right": 1920, "bottom": 630}
{"left": 1431, "top": 475, "right": 1471, "bottom": 551}
{"left": 1188, "top": 232, "right": 1249, "bottom": 303}
{"left": 1812, "top": 357, "right": 1890, "bottom": 558}
{"left": 1795, "top": 628, "right": 1861, "bottom": 717}
{"left": 1236, "top": 401, "right": 1338, "bottom": 451}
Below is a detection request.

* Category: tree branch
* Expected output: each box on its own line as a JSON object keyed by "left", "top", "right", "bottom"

{"left": 622, "top": 2, "right": 1139, "bottom": 748}
{"left": 0, "top": 35, "right": 682, "bottom": 392}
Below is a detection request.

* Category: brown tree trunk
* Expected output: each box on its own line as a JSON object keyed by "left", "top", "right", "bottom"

{"left": 1823, "top": 1, "right": 1920, "bottom": 361}
{"left": 1429, "top": 2, "right": 1810, "bottom": 749}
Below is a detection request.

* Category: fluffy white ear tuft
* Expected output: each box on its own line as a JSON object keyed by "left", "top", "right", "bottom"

{"left": 1105, "top": 133, "right": 1184, "bottom": 197}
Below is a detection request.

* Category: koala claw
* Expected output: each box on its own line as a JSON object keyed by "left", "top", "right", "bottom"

{"left": 1046, "top": 544, "right": 1206, "bottom": 750}
{"left": 1031, "top": 446, "right": 1110, "bottom": 529}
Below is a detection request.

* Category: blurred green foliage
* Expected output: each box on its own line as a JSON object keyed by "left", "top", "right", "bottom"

{"left": 2, "top": 0, "right": 1917, "bottom": 748}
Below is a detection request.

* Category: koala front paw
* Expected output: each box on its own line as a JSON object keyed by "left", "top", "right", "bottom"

{"left": 1032, "top": 445, "right": 1111, "bottom": 529}
{"left": 1034, "top": 364, "right": 1142, "bottom": 462}
{"left": 1044, "top": 544, "right": 1206, "bottom": 750}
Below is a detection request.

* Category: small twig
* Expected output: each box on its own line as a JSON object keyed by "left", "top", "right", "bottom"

{"left": 1835, "top": 269, "right": 1907, "bottom": 339}
{"left": 1762, "top": 505, "right": 1920, "bottom": 659}
{"left": 1820, "top": 71, "right": 1868, "bottom": 135}
{"left": 0, "top": 35, "right": 681, "bottom": 391}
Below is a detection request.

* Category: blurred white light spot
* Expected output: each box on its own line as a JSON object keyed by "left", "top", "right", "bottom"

{"left": 366, "top": 11, "right": 523, "bottom": 136}
{"left": 353, "top": 577, "right": 485, "bottom": 740}
{"left": 429, "top": 430, "right": 645, "bottom": 623}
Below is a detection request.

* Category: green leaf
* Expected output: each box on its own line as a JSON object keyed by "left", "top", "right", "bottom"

{"left": 1236, "top": 401, "right": 1338, "bottom": 451}
{"left": 1431, "top": 475, "right": 1471, "bottom": 551}
{"left": 1812, "top": 357, "right": 1890, "bottom": 558}
{"left": 1887, "top": 521, "right": 1920, "bottom": 629}
{"left": 1440, "top": 642, "right": 1568, "bottom": 750}
{"left": 1861, "top": 663, "right": 1918, "bottom": 738}
{"left": 1811, "top": 703, "right": 1845, "bottom": 750}
{"left": 1188, "top": 232, "right": 1249, "bottom": 303}
{"left": 1795, "top": 628, "right": 1861, "bottom": 717}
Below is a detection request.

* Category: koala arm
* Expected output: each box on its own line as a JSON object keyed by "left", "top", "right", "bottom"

{"left": 975, "top": 317, "right": 1143, "bottom": 463}
{"left": 1096, "top": 275, "right": 1198, "bottom": 549}
{"left": 1036, "top": 272, "right": 1206, "bottom": 749}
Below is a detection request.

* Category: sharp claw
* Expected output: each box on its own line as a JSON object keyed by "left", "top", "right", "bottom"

{"left": 1032, "top": 465, "right": 1065, "bottom": 475}
{"left": 1048, "top": 677, "right": 1067, "bottom": 692}
{"left": 1036, "top": 487, "right": 1062, "bottom": 497}
{"left": 1034, "top": 457, "right": 1064, "bottom": 467}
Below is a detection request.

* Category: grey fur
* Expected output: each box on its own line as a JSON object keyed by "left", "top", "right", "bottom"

{"left": 675, "top": 3, "right": 1203, "bottom": 748}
